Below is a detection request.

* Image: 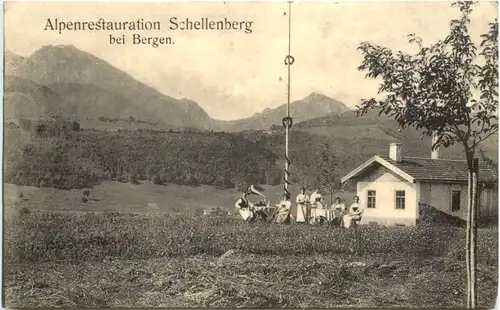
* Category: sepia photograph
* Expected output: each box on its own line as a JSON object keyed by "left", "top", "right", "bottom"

{"left": 3, "top": 1, "right": 499, "bottom": 308}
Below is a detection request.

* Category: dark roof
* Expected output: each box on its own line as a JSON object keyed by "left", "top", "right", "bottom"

{"left": 378, "top": 156, "right": 498, "bottom": 183}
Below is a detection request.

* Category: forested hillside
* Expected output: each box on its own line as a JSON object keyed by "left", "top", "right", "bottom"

{"left": 4, "top": 120, "right": 279, "bottom": 190}
{"left": 5, "top": 112, "right": 498, "bottom": 193}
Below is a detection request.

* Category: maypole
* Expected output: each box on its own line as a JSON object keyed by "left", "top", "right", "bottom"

{"left": 282, "top": 1, "right": 294, "bottom": 198}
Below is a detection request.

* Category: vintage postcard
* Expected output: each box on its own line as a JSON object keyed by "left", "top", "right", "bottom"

{"left": 3, "top": 1, "right": 499, "bottom": 308}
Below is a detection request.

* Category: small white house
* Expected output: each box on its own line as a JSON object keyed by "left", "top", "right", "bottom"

{"left": 341, "top": 143, "right": 498, "bottom": 226}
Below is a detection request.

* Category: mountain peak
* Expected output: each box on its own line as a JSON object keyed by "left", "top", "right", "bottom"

{"left": 304, "top": 92, "right": 331, "bottom": 101}
{"left": 6, "top": 44, "right": 214, "bottom": 129}
{"left": 34, "top": 44, "right": 79, "bottom": 53}
{"left": 5, "top": 49, "right": 23, "bottom": 59}
{"left": 220, "top": 92, "right": 352, "bottom": 131}
{"left": 31, "top": 44, "right": 98, "bottom": 63}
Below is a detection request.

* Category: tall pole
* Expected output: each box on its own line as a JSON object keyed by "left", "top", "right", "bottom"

{"left": 283, "top": 1, "right": 294, "bottom": 198}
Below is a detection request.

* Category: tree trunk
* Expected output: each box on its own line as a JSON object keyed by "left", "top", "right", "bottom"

{"left": 330, "top": 188, "right": 333, "bottom": 205}
{"left": 466, "top": 167, "right": 472, "bottom": 308}
{"left": 466, "top": 157, "right": 479, "bottom": 308}
{"left": 471, "top": 158, "right": 479, "bottom": 308}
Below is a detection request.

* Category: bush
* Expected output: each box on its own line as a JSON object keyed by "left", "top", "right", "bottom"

{"left": 151, "top": 175, "right": 162, "bottom": 185}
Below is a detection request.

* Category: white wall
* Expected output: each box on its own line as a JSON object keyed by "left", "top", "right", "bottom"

{"left": 355, "top": 165, "right": 418, "bottom": 226}
{"left": 419, "top": 182, "right": 467, "bottom": 220}
{"left": 419, "top": 182, "right": 498, "bottom": 220}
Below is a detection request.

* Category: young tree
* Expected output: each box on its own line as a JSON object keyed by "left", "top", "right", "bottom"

{"left": 317, "top": 143, "right": 338, "bottom": 205}
{"left": 356, "top": 2, "right": 498, "bottom": 307}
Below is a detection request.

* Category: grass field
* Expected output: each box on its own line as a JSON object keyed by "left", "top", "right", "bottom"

{"left": 4, "top": 181, "right": 357, "bottom": 217}
{"left": 4, "top": 182, "right": 241, "bottom": 215}
{"left": 3, "top": 182, "right": 498, "bottom": 308}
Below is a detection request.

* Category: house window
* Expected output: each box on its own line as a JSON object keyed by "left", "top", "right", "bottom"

{"left": 451, "top": 190, "right": 461, "bottom": 211}
{"left": 367, "top": 190, "right": 376, "bottom": 208}
{"left": 395, "top": 190, "right": 405, "bottom": 209}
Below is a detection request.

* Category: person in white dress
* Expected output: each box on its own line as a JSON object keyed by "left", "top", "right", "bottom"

{"left": 275, "top": 194, "right": 292, "bottom": 224}
{"left": 310, "top": 188, "right": 325, "bottom": 208}
{"left": 234, "top": 192, "right": 255, "bottom": 222}
{"left": 295, "top": 187, "right": 309, "bottom": 223}
{"left": 331, "top": 197, "right": 346, "bottom": 212}
{"left": 309, "top": 188, "right": 319, "bottom": 205}
{"left": 331, "top": 197, "right": 346, "bottom": 226}
{"left": 343, "top": 196, "right": 363, "bottom": 228}
{"left": 309, "top": 188, "right": 325, "bottom": 224}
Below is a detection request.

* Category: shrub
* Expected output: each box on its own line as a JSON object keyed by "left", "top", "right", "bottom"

{"left": 151, "top": 175, "right": 162, "bottom": 185}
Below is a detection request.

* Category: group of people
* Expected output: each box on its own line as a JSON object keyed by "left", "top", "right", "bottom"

{"left": 234, "top": 191, "right": 293, "bottom": 224}
{"left": 234, "top": 187, "right": 364, "bottom": 228}
{"left": 295, "top": 188, "right": 363, "bottom": 227}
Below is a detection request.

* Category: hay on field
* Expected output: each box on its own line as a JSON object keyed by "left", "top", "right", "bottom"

{"left": 3, "top": 211, "right": 498, "bottom": 308}
{"left": 4, "top": 254, "right": 498, "bottom": 308}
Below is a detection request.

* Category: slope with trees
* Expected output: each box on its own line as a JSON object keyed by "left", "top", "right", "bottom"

{"left": 5, "top": 125, "right": 279, "bottom": 190}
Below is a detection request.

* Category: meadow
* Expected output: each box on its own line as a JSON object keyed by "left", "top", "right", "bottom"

{"left": 3, "top": 182, "right": 499, "bottom": 308}
{"left": 4, "top": 210, "right": 499, "bottom": 308}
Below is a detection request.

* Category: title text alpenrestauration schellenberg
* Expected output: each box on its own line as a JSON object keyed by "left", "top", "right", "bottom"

{"left": 44, "top": 17, "right": 254, "bottom": 47}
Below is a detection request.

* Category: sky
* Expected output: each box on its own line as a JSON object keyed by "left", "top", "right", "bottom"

{"left": 4, "top": 1, "right": 498, "bottom": 120}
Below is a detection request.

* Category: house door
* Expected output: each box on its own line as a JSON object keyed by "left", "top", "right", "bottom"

{"left": 480, "top": 188, "right": 493, "bottom": 217}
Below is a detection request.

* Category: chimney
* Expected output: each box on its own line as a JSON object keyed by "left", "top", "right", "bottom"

{"left": 389, "top": 143, "right": 403, "bottom": 162}
{"left": 431, "top": 133, "right": 440, "bottom": 159}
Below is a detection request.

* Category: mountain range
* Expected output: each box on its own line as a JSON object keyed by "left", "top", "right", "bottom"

{"left": 4, "top": 45, "right": 351, "bottom": 131}
{"left": 216, "top": 92, "right": 351, "bottom": 131}
{"left": 5, "top": 45, "right": 215, "bottom": 129}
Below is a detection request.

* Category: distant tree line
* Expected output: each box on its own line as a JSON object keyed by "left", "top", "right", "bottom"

{"left": 7, "top": 118, "right": 479, "bottom": 192}
{"left": 5, "top": 127, "right": 280, "bottom": 190}
{"left": 98, "top": 116, "right": 158, "bottom": 126}
{"left": 17, "top": 118, "right": 80, "bottom": 138}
